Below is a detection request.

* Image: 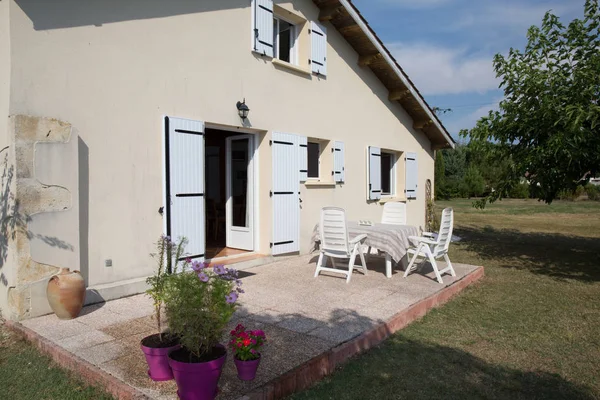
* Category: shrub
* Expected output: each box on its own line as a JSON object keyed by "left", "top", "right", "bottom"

{"left": 509, "top": 183, "right": 530, "bottom": 199}
{"left": 586, "top": 183, "right": 600, "bottom": 201}
{"left": 145, "top": 235, "right": 187, "bottom": 340}
{"left": 164, "top": 262, "right": 243, "bottom": 357}
{"left": 558, "top": 185, "right": 586, "bottom": 201}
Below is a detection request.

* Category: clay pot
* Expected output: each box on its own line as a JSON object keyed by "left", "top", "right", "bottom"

{"left": 46, "top": 268, "right": 86, "bottom": 319}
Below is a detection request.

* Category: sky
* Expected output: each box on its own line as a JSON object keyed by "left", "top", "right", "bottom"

{"left": 351, "top": 0, "right": 587, "bottom": 140}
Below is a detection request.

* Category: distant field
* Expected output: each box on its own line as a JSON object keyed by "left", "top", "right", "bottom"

{"left": 293, "top": 199, "right": 600, "bottom": 400}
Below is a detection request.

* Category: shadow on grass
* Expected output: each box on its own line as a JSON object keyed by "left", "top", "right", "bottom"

{"left": 455, "top": 226, "right": 600, "bottom": 282}
{"left": 291, "top": 336, "right": 595, "bottom": 400}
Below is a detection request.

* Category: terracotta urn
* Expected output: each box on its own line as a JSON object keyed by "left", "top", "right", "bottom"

{"left": 46, "top": 268, "right": 86, "bottom": 320}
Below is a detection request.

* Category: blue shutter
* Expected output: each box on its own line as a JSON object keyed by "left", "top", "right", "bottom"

{"left": 368, "top": 146, "right": 381, "bottom": 200}
{"left": 333, "top": 141, "right": 345, "bottom": 183}
{"left": 298, "top": 135, "right": 308, "bottom": 182}
{"left": 272, "top": 132, "right": 300, "bottom": 255}
{"left": 253, "top": 0, "right": 274, "bottom": 57}
{"left": 405, "top": 152, "right": 418, "bottom": 199}
{"left": 311, "top": 21, "right": 328, "bottom": 76}
{"left": 165, "top": 117, "right": 205, "bottom": 261}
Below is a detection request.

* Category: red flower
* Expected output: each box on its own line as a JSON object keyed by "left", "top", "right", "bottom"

{"left": 243, "top": 339, "right": 251, "bottom": 346}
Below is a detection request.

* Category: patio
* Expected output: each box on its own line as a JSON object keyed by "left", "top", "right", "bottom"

{"left": 19, "top": 254, "right": 483, "bottom": 399}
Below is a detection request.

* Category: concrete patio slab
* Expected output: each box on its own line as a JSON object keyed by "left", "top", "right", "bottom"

{"left": 11, "top": 254, "right": 483, "bottom": 400}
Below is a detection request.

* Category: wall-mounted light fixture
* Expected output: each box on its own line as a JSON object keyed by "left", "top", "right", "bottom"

{"left": 236, "top": 99, "right": 250, "bottom": 120}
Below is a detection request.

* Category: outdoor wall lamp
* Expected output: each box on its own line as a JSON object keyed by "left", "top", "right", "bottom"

{"left": 236, "top": 99, "right": 250, "bottom": 120}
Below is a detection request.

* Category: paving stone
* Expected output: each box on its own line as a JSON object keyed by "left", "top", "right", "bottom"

{"left": 76, "top": 308, "right": 135, "bottom": 329}
{"left": 101, "top": 317, "right": 156, "bottom": 339}
{"left": 275, "top": 314, "right": 327, "bottom": 334}
{"left": 77, "top": 340, "right": 128, "bottom": 365}
{"left": 25, "top": 319, "right": 89, "bottom": 342}
{"left": 56, "top": 329, "right": 115, "bottom": 351}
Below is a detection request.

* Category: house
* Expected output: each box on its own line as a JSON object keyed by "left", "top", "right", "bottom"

{"left": 0, "top": 0, "right": 454, "bottom": 320}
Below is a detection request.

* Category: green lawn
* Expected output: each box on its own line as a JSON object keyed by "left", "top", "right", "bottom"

{"left": 292, "top": 199, "right": 600, "bottom": 400}
{"left": 0, "top": 324, "right": 113, "bottom": 400}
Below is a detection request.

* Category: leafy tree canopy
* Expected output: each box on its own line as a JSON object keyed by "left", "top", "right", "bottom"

{"left": 463, "top": 0, "right": 600, "bottom": 207}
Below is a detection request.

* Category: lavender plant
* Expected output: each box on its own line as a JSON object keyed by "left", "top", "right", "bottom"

{"left": 163, "top": 261, "right": 244, "bottom": 359}
{"left": 145, "top": 235, "right": 187, "bottom": 341}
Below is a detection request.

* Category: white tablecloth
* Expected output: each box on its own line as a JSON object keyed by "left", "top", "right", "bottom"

{"left": 311, "top": 222, "right": 418, "bottom": 263}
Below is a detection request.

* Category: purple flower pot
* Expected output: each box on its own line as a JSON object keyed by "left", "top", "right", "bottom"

{"left": 234, "top": 355, "right": 261, "bottom": 381}
{"left": 168, "top": 345, "right": 227, "bottom": 400}
{"left": 140, "top": 336, "right": 180, "bottom": 381}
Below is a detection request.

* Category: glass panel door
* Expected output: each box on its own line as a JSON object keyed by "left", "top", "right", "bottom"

{"left": 226, "top": 135, "right": 254, "bottom": 250}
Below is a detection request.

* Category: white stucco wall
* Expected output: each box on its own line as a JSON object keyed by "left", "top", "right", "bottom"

{"left": 8, "top": 0, "right": 436, "bottom": 292}
{"left": 0, "top": 0, "right": 12, "bottom": 316}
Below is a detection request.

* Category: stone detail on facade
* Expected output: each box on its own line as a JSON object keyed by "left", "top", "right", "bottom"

{"left": 2, "top": 115, "right": 79, "bottom": 320}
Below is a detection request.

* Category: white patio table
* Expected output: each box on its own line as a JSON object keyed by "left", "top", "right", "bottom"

{"left": 311, "top": 221, "right": 419, "bottom": 278}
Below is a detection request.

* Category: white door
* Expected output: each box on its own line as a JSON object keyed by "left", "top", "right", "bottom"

{"left": 271, "top": 132, "right": 300, "bottom": 255}
{"left": 226, "top": 135, "right": 254, "bottom": 251}
{"left": 164, "top": 116, "right": 205, "bottom": 261}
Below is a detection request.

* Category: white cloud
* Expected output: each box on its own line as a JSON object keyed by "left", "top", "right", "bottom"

{"left": 387, "top": 43, "right": 499, "bottom": 96}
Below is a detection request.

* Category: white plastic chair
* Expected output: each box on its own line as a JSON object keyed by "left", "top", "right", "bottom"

{"left": 405, "top": 207, "right": 456, "bottom": 284}
{"left": 381, "top": 202, "right": 407, "bottom": 225}
{"left": 367, "top": 202, "right": 407, "bottom": 258}
{"left": 315, "top": 207, "right": 368, "bottom": 283}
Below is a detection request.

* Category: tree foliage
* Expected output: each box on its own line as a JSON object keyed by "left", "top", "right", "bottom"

{"left": 463, "top": 0, "right": 600, "bottom": 207}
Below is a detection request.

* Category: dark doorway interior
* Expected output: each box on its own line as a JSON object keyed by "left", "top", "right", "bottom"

{"left": 204, "top": 128, "right": 251, "bottom": 259}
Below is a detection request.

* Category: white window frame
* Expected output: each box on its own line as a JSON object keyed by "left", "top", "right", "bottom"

{"left": 380, "top": 150, "right": 396, "bottom": 197}
{"left": 307, "top": 141, "right": 321, "bottom": 180}
{"left": 273, "top": 16, "right": 298, "bottom": 65}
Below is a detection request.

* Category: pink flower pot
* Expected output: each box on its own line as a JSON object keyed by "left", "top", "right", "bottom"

{"left": 140, "top": 334, "right": 180, "bottom": 381}
{"left": 234, "top": 355, "right": 261, "bottom": 381}
{"left": 168, "top": 345, "right": 227, "bottom": 400}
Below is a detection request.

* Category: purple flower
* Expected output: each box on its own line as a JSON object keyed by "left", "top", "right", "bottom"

{"left": 213, "top": 265, "right": 226, "bottom": 275}
{"left": 236, "top": 287, "right": 245, "bottom": 294}
{"left": 197, "top": 272, "right": 209, "bottom": 282}
{"left": 191, "top": 261, "right": 206, "bottom": 272}
{"left": 225, "top": 292, "right": 238, "bottom": 304}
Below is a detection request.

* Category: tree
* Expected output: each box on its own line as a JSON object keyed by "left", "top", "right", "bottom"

{"left": 464, "top": 0, "right": 600, "bottom": 207}
{"left": 464, "top": 166, "right": 486, "bottom": 198}
{"left": 434, "top": 150, "right": 446, "bottom": 199}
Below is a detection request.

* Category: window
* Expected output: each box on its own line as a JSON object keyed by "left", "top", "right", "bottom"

{"left": 381, "top": 151, "right": 396, "bottom": 196}
{"left": 273, "top": 17, "right": 297, "bottom": 64}
{"left": 307, "top": 141, "right": 320, "bottom": 178}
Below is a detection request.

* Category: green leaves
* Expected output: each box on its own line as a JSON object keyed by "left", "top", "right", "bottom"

{"left": 463, "top": 0, "right": 600, "bottom": 206}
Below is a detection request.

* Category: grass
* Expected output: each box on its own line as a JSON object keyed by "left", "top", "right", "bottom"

{"left": 291, "top": 199, "right": 600, "bottom": 400}
{"left": 0, "top": 324, "right": 113, "bottom": 400}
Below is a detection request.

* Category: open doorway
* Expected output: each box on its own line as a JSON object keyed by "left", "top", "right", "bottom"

{"left": 204, "top": 128, "right": 254, "bottom": 259}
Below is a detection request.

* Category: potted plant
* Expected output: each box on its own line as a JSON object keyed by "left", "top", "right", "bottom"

{"left": 165, "top": 261, "right": 243, "bottom": 399}
{"left": 229, "top": 324, "right": 266, "bottom": 381}
{"left": 140, "top": 235, "right": 186, "bottom": 381}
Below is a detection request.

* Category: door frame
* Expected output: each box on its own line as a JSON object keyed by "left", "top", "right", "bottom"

{"left": 204, "top": 122, "right": 261, "bottom": 255}
{"left": 225, "top": 134, "right": 255, "bottom": 251}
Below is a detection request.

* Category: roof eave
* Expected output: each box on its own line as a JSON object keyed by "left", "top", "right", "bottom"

{"left": 318, "top": 0, "right": 455, "bottom": 149}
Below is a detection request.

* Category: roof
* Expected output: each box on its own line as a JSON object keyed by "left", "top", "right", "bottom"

{"left": 312, "top": 0, "right": 455, "bottom": 149}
